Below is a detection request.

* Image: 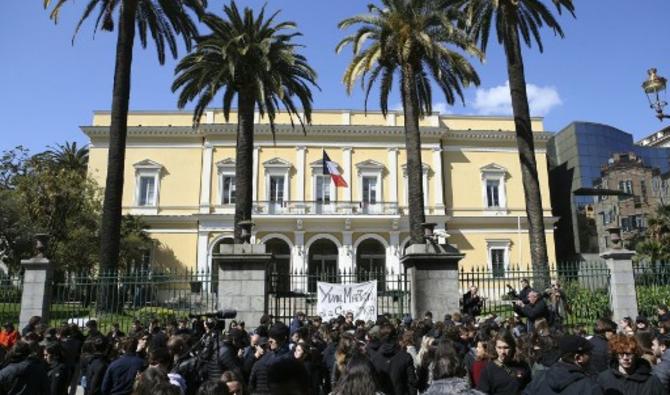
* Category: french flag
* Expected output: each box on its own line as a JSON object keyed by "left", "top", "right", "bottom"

{"left": 323, "top": 150, "right": 348, "bottom": 188}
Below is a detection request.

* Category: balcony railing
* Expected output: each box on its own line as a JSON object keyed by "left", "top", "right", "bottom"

{"left": 252, "top": 201, "right": 400, "bottom": 215}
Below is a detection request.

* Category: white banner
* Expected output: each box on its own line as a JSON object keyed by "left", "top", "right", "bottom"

{"left": 316, "top": 281, "right": 377, "bottom": 322}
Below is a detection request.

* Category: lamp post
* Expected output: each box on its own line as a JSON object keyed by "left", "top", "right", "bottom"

{"left": 642, "top": 68, "right": 670, "bottom": 121}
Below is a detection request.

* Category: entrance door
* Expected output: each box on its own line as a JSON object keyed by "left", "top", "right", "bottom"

{"left": 265, "top": 238, "right": 291, "bottom": 293}
{"left": 308, "top": 239, "right": 339, "bottom": 292}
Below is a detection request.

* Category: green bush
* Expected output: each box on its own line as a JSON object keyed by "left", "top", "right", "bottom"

{"left": 135, "top": 307, "right": 181, "bottom": 323}
{"left": 562, "top": 282, "right": 610, "bottom": 323}
{"left": 636, "top": 285, "right": 670, "bottom": 318}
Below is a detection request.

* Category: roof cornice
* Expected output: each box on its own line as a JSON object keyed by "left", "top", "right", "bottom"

{"left": 81, "top": 124, "right": 552, "bottom": 142}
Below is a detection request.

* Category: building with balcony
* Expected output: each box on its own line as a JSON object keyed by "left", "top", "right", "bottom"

{"left": 84, "top": 109, "right": 556, "bottom": 289}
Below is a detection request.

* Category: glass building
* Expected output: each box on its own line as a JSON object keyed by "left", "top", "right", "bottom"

{"left": 548, "top": 122, "right": 670, "bottom": 260}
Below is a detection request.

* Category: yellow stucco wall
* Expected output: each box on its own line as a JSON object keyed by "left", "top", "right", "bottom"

{"left": 443, "top": 149, "right": 551, "bottom": 214}
{"left": 443, "top": 117, "right": 544, "bottom": 132}
{"left": 150, "top": 232, "right": 198, "bottom": 270}
{"left": 450, "top": 231, "right": 556, "bottom": 270}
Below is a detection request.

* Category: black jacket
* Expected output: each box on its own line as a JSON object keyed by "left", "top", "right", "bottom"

{"left": 389, "top": 349, "right": 417, "bottom": 395}
{"left": 172, "top": 354, "right": 201, "bottom": 395}
{"left": 82, "top": 354, "right": 108, "bottom": 395}
{"left": 0, "top": 356, "right": 50, "bottom": 395}
{"left": 523, "top": 361, "right": 602, "bottom": 395}
{"left": 513, "top": 299, "right": 549, "bottom": 332}
{"left": 370, "top": 342, "right": 398, "bottom": 395}
{"left": 597, "top": 359, "right": 666, "bottom": 395}
{"left": 463, "top": 291, "right": 484, "bottom": 317}
{"left": 477, "top": 360, "right": 531, "bottom": 395}
{"left": 49, "top": 359, "right": 71, "bottom": 395}
{"left": 100, "top": 352, "right": 144, "bottom": 395}
{"left": 249, "top": 351, "right": 272, "bottom": 395}
{"left": 588, "top": 335, "right": 611, "bottom": 374}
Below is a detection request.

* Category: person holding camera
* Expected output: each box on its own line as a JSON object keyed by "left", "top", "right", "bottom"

{"left": 463, "top": 285, "right": 485, "bottom": 317}
{"left": 513, "top": 291, "right": 550, "bottom": 333}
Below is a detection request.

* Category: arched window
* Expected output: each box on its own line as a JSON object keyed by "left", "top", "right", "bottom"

{"left": 265, "top": 238, "right": 291, "bottom": 293}
{"left": 308, "top": 239, "right": 339, "bottom": 292}
{"left": 356, "top": 238, "right": 386, "bottom": 290}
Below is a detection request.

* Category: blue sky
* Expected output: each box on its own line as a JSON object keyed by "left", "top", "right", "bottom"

{"left": 2, "top": 1, "right": 670, "bottom": 153}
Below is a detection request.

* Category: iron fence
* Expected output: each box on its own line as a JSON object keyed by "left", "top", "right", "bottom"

{"left": 49, "top": 269, "right": 216, "bottom": 333}
{"left": 459, "top": 261, "right": 611, "bottom": 329}
{"left": 0, "top": 273, "right": 23, "bottom": 325}
{"left": 266, "top": 269, "right": 410, "bottom": 323}
{"left": 633, "top": 260, "right": 670, "bottom": 317}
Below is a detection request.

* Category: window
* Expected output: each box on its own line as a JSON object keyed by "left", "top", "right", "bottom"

{"left": 315, "top": 175, "right": 331, "bottom": 203}
{"left": 486, "top": 240, "right": 510, "bottom": 278}
{"left": 222, "top": 175, "right": 235, "bottom": 204}
{"left": 621, "top": 217, "right": 631, "bottom": 232}
{"left": 491, "top": 249, "right": 506, "bottom": 278}
{"left": 362, "top": 176, "right": 378, "bottom": 204}
{"left": 133, "top": 159, "right": 163, "bottom": 214}
{"left": 619, "top": 180, "right": 633, "bottom": 194}
{"left": 480, "top": 163, "right": 507, "bottom": 213}
{"left": 270, "top": 176, "right": 285, "bottom": 202}
{"left": 138, "top": 176, "right": 156, "bottom": 206}
{"left": 486, "top": 179, "right": 500, "bottom": 208}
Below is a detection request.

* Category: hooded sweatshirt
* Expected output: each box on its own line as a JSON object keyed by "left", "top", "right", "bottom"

{"left": 371, "top": 342, "right": 398, "bottom": 395}
{"left": 598, "top": 359, "right": 666, "bottom": 395}
{"left": 523, "top": 361, "right": 602, "bottom": 395}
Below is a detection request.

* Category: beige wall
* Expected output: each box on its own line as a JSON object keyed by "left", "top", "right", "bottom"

{"left": 451, "top": 231, "right": 556, "bottom": 270}
{"left": 151, "top": 232, "right": 198, "bottom": 270}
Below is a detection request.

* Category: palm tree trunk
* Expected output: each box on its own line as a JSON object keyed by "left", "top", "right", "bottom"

{"left": 98, "top": 0, "right": 138, "bottom": 311}
{"left": 502, "top": 25, "right": 550, "bottom": 288}
{"left": 401, "top": 63, "right": 427, "bottom": 245}
{"left": 234, "top": 91, "right": 255, "bottom": 243}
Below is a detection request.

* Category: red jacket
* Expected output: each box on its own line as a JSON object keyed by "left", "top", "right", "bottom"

{"left": 0, "top": 330, "right": 19, "bottom": 349}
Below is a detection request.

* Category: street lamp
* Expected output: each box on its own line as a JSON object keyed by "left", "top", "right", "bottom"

{"left": 642, "top": 68, "right": 670, "bottom": 121}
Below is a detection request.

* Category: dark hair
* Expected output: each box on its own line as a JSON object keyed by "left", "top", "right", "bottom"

{"left": 149, "top": 347, "right": 172, "bottom": 368}
{"left": 119, "top": 337, "right": 139, "bottom": 354}
{"left": 333, "top": 352, "right": 379, "bottom": 395}
{"left": 491, "top": 330, "right": 517, "bottom": 360}
{"left": 132, "top": 367, "right": 169, "bottom": 395}
{"left": 167, "top": 335, "right": 188, "bottom": 356}
{"left": 197, "top": 380, "right": 230, "bottom": 395}
{"left": 431, "top": 341, "right": 465, "bottom": 380}
{"left": 45, "top": 342, "right": 64, "bottom": 360}
{"left": 150, "top": 383, "right": 181, "bottom": 395}
{"left": 28, "top": 316, "right": 41, "bottom": 327}
{"left": 594, "top": 318, "right": 617, "bottom": 335}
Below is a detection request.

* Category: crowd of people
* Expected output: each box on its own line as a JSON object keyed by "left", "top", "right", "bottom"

{"left": 0, "top": 280, "right": 669, "bottom": 394}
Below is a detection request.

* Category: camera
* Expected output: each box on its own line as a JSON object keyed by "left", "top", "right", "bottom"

{"left": 188, "top": 309, "right": 237, "bottom": 332}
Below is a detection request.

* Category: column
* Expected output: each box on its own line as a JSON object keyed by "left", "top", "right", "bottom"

{"left": 388, "top": 148, "right": 398, "bottom": 205}
{"left": 19, "top": 255, "right": 53, "bottom": 330}
{"left": 197, "top": 231, "right": 210, "bottom": 273}
{"left": 601, "top": 248, "right": 638, "bottom": 324}
{"left": 432, "top": 145, "right": 445, "bottom": 212}
{"left": 252, "top": 146, "right": 260, "bottom": 201}
{"left": 199, "top": 142, "right": 214, "bottom": 213}
{"left": 340, "top": 231, "right": 354, "bottom": 272}
{"left": 296, "top": 146, "right": 306, "bottom": 202}
{"left": 343, "top": 147, "right": 352, "bottom": 202}
{"left": 292, "top": 231, "right": 306, "bottom": 292}
{"left": 387, "top": 231, "right": 400, "bottom": 273}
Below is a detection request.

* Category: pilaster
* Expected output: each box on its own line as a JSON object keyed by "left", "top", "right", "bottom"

{"left": 432, "top": 145, "right": 444, "bottom": 211}
{"left": 296, "top": 146, "right": 306, "bottom": 201}
{"left": 199, "top": 142, "right": 214, "bottom": 213}
{"left": 343, "top": 147, "right": 352, "bottom": 202}
{"left": 252, "top": 146, "right": 261, "bottom": 201}
{"left": 340, "top": 231, "right": 354, "bottom": 272}
{"left": 388, "top": 148, "right": 399, "bottom": 204}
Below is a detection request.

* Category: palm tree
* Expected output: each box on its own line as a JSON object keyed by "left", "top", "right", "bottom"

{"left": 44, "top": 141, "right": 89, "bottom": 174}
{"left": 336, "top": 0, "right": 481, "bottom": 245}
{"left": 172, "top": 1, "right": 318, "bottom": 243}
{"left": 43, "top": 0, "right": 207, "bottom": 277}
{"left": 445, "top": 0, "right": 575, "bottom": 284}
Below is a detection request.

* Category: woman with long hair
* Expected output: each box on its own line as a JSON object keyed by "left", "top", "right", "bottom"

{"left": 332, "top": 351, "right": 383, "bottom": 395}
{"left": 477, "top": 331, "right": 531, "bottom": 395}
{"left": 423, "top": 341, "right": 484, "bottom": 394}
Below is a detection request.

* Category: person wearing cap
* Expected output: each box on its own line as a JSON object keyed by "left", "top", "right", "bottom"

{"left": 652, "top": 333, "right": 670, "bottom": 391}
{"left": 0, "top": 322, "right": 19, "bottom": 349}
{"left": 523, "top": 335, "right": 601, "bottom": 394}
{"left": 597, "top": 334, "right": 665, "bottom": 394}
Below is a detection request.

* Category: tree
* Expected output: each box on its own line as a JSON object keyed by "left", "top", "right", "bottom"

{"left": 172, "top": 1, "right": 318, "bottom": 242}
{"left": 446, "top": 0, "right": 575, "bottom": 284}
{"left": 43, "top": 0, "right": 207, "bottom": 278}
{"left": 636, "top": 205, "right": 670, "bottom": 262}
{"left": 44, "top": 141, "right": 89, "bottom": 174}
{"left": 336, "top": 0, "right": 481, "bottom": 244}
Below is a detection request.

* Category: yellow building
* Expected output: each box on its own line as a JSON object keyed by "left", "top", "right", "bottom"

{"left": 84, "top": 109, "right": 555, "bottom": 290}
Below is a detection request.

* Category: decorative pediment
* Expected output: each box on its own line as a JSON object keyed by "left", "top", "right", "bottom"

{"left": 133, "top": 159, "right": 163, "bottom": 171}
{"left": 216, "top": 158, "right": 236, "bottom": 172}
{"left": 310, "top": 159, "right": 325, "bottom": 168}
{"left": 263, "top": 157, "right": 292, "bottom": 168}
{"left": 480, "top": 163, "right": 508, "bottom": 174}
{"left": 401, "top": 162, "right": 430, "bottom": 176}
{"left": 355, "top": 159, "right": 385, "bottom": 170}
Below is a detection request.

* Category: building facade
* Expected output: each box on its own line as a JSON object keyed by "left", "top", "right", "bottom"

{"left": 548, "top": 122, "right": 670, "bottom": 260}
{"left": 84, "top": 110, "right": 555, "bottom": 290}
{"left": 593, "top": 153, "right": 661, "bottom": 251}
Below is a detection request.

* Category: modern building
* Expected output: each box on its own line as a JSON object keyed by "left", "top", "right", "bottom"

{"left": 548, "top": 122, "right": 670, "bottom": 260}
{"left": 84, "top": 109, "right": 556, "bottom": 290}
